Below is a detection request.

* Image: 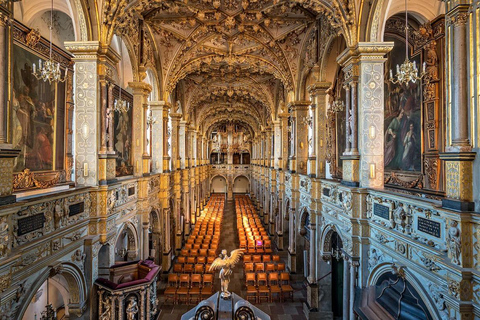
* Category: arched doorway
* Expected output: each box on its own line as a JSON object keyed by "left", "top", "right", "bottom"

{"left": 19, "top": 264, "right": 87, "bottom": 320}
{"left": 149, "top": 209, "right": 162, "bottom": 266}
{"left": 233, "top": 175, "right": 249, "bottom": 193}
{"left": 98, "top": 244, "right": 111, "bottom": 278}
{"left": 115, "top": 224, "right": 138, "bottom": 262}
{"left": 211, "top": 175, "right": 227, "bottom": 194}
{"left": 330, "top": 231, "right": 344, "bottom": 318}
{"left": 298, "top": 209, "right": 310, "bottom": 278}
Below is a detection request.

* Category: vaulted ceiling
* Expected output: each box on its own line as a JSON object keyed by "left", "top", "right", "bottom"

{"left": 114, "top": 0, "right": 350, "bottom": 138}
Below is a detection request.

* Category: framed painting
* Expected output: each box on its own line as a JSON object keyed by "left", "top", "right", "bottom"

{"left": 113, "top": 85, "right": 134, "bottom": 176}
{"left": 10, "top": 22, "right": 73, "bottom": 190}
{"left": 384, "top": 35, "right": 422, "bottom": 172}
{"left": 11, "top": 44, "right": 65, "bottom": 172}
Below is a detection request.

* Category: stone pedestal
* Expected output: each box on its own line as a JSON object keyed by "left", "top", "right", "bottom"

{"left": 288, "top": 249, "right": 297, "bottom": 273}
{"left": 0, "top": 148, "right": 20, "bottom": 205}
{"left": 440, "top": 152, "right": 476, "bottom": 211}
{"left": 341, "top": 155, "right": 360, "bottom": 187}
{"left": 98, "top": 153, "right": 117, "bottom": 185}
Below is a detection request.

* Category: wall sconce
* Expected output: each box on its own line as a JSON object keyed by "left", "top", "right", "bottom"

{"left": 81, "top": 123, "right": 89, "bottom": 140}
{"left": 83, "top": 162, "right": 89, "bottom": 177}
{"left": 369, "top": 163, "right": 376, "bottom": 179}
{"left": 369, "top": 125, "right": 376, "bottom": 139}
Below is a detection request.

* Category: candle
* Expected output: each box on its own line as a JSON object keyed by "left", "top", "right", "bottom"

{"left": 389, "top": 69, "right": 393, "bottom": 79}
{"left": 33, "top": 63, "right": 36, "bottom": 73}
{"left": 423, "top": 62, "right": 426, "bottom": 73}
{"left": 39, "top": 59, "right": 42, "bottom": 69}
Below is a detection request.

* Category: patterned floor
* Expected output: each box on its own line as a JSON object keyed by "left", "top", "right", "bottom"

{"left": 157, "top": 199, "right": 308, "bottom": 320}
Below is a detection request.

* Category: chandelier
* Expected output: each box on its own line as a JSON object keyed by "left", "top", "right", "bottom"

{"left": 32, "top": 0, "right": 65, "bottom": 84}
{"left": 389, "top": 0, "right": 425, "bottom": 85}
{"left": 146, "top": 108, "right": 157, "bottom": 127}
{"left": 331, "top": 232, "right": 343, "bottom": 261}
{"left": 114, "top": 36, "right": 130, "bottom": 113}
{"left": 39, "top": 279, "right": 57, "bottom": 320}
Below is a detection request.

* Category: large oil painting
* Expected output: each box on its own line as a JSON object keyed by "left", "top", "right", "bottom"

{"left": 384, "top": 36, "right": 422, "bottom": 172}
{"left": 12, "top": 43, "right": 65, "bottom": 172}
{"left": 114, "top": 86, "right": 134, "bottom": 176}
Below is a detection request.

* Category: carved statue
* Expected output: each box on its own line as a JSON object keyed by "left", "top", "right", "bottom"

{"left": 0, "top": 217, "right": 9, "bottom": 257}
{"left": 126, "top": 296, "right": 139, "bottom": 320}
{"left": 105, "top": 105, "right": 114, "bottom": 149}
{"left": 100, "top": 296, "right": 112, "bottom": 320}
{"left": 424, "top": 41, "right": 438, "bottom": 81}
{"left": 209, "top": 249, "right": 244, "bottom": 299}
{"left": 447, "top": 221, "right": 461, "bottom": 265}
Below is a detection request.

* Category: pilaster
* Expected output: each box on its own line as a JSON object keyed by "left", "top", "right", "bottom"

{"left": 288, "top": 101, "right": 311, "bottom": 174}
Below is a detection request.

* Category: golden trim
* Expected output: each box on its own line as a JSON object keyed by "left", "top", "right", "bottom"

{"left": 13, "top": 169, "right": 60, "bottom": 190}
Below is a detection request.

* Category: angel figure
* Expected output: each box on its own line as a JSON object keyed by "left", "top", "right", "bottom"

{"left": 209, "top": 249, "right": 244, "bottom": 299}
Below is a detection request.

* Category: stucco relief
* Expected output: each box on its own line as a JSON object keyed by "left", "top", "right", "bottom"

{"left": 75, "top": 62, "right": 99, "bottom": 186}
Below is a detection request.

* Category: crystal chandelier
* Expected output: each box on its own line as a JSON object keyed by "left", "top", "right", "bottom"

{"left": 331, "top": 232, "right": 343, "bottom": 261}
{"left": 32, "top": 0, "right": 65, "bottom": 84}
{"left": 114, "top": 37, "right": 130, "bottom": 113}
{"left": 389, "top": 0, "right": 426, "bottom": 85}
{"left": 146, "top": 108, "right": 157, "bottom": 127}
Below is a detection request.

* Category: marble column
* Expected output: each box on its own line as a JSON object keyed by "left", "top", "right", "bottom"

{"left": 288, "top": 207, "right": 297, "bottom": 273}
{"left": 170, "top": 112, "right": 182, "bottom": 170}
{"left": 129, "top": 81, "right": 152, "bottom": 177}
{"left": 338, "top": 43, "right": 393, "bottom": 188}
{"left": 306, "top": 222, "right": 318, "bottom": 313}
{"left": 66, "top": 42, "right": 109, "bottom": 186}
{"left": 179, "top": 121, "right": 187, "bottom": 169}
{"left": 342, "top": 256, "right": 350, "bottom": 320}
{"left": 349, "top": 260, "right": 359, "bottom": 320}
{"left": 162, "top": 103, "right": 171, "bottom": 172}
{"left": 0, "top": 10, "right": 8, "bottom": 145}
{"left": 440, "top": 5, "right": 476, "bottom": 211}
{"left": 143, "top": 223, "right": 149, "bottom": 259}
{"left": 149, "top": 101, "right": 166, "bottom": 173}
{"left": 308, "top": 82, "right": 331, "bottom": 179}
{"left": 279, "top": 112, "right": 289, "bottom": 170}
{"left": 289, "top": 101, "right": 311, "bottom": 174}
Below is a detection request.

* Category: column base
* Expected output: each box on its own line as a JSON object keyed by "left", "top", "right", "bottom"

{"left": 440, "top": 152, "right": 476, "bottom": 210}
{"left": 340, "top": 155, "right": 360, "bottom": 185}
{"left": 302, "top": 305, "right": 333, "bottom": 320}
{"left": 306, "top": 282, "right": 319, "bottom": 311}
{"left": 0, "top": 194, "right": 15, "bottom": 205}
{"left": 341, "top": 180, "right": 360, "bottom": 187}
{"left": 276, "top": 234, "right": 284, "bottom": 250}
{"left": 442, "top": 198, "right": 475, "bottom": 212}
{"left": 288, "top": 249, "right": 297, "bottom": 273}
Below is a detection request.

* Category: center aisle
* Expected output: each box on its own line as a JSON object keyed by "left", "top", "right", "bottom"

{"left": 217, "top": 199, "right": 243, "bottom": 295}
{"left": 158, "top": 195, "right": 307, "bottom": 320}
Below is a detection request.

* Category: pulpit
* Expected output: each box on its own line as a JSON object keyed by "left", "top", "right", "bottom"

{"left": 95, "top": 259, "right": 161, "bottom": 320}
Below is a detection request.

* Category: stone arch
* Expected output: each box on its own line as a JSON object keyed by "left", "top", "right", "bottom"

{"left": 364, "top": 0, "right": 445, "bottom": 42}
{"left": 17, "top": 0, "right": 91, "bottom": 42}
{"left": 367, "top": 262, "right": 441, "bottom": 320}
{"left": 210, "top": 174, "right": 228, "bottom": 194}
{"left": 115, "top": 221, "right": 139, "bottom": 261}
{"left": 17, "top": 262, "right": 88, "bottom": 320}
{"left": 298, "top": 207, "right": 310, "bottom": 235}
{"left": 320, "top": 224, "right": 345, "bottom": 256}
{"left": 233, "top": 175, "right": 250, "bottom": 194}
